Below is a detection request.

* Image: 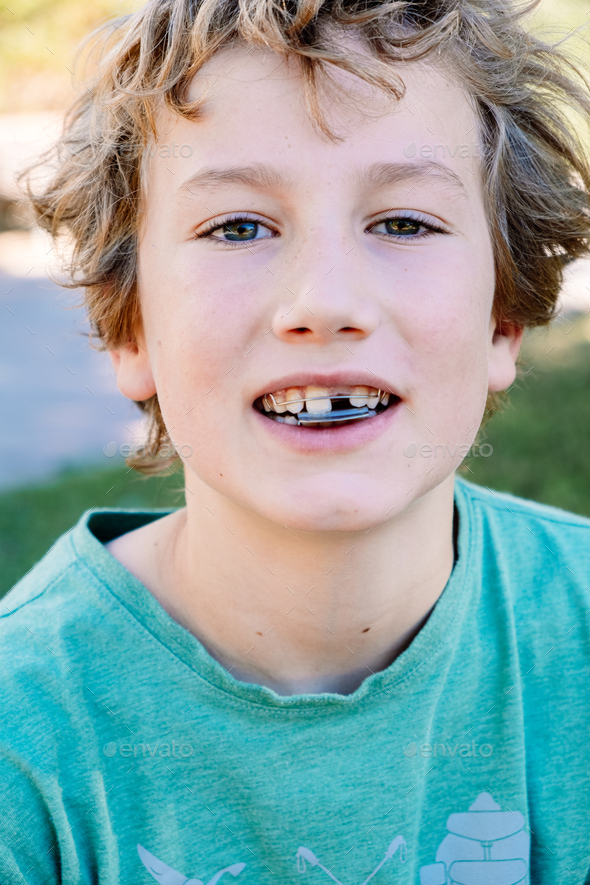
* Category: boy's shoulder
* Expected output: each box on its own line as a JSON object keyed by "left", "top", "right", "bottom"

{"left": 0, "top": 522, "right": 94, "bottom": 762}
{"left": 459, "top": 476, "right": 590, "bottom": 527}
{"left": 456, "top": 478, "right": 590, "bottom": 604}
{"left": 0, "top": 507, "right": 175, "bottom": 782}
{"left": 457, "top": 476, "right": 590, "bottom": 541}
{"left": 0, "top": 508, "right": 167, "bottom": 703}
{"left": 1, "top": 507, "right": 170, "bottom": 629}
{"left": 1, "top": 509, "right": 110, "bottom": 635}
{"left": 0, "top": 524, "right": 83, "bottom": 658}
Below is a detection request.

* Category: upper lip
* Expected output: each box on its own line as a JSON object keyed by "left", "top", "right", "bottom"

{"left": 252, "top": 371, "right": 402, "bottom": 402}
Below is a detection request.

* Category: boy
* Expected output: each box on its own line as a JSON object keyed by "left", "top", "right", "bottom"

{"left": 3, "top": 0, "right": 590, "bottom": 882}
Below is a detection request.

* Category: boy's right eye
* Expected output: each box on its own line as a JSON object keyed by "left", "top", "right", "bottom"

{"left": 222, "top": 220, "right": 260, "bottom": 241}
{"left": 196, "top": 214, "right": 276, "bottom": 246}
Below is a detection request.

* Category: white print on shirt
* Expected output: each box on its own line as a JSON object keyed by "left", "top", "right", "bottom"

{"left": 296, "top": 834, "right": 407, "bottom": 884}
{"left": 137, "top": 792, "right": 527, "bottom": 885}
{"left": 137, "top": 843, "right": 246, "bottom": 885}
{"left": 419, "top": 792, "right": 530, "bottom": 885}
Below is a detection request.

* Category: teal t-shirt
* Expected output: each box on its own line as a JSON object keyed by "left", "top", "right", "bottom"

{"left": 1, "top": 478, "right": 590, "bottom": 885}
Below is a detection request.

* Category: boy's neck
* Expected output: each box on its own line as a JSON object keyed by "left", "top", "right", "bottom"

{"left": 106, "top": 474, "right": 457, "bottom": 696}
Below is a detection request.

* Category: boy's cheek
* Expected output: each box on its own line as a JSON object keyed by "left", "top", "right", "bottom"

{"left": 140, "top": 256, "right": 266, "bottom": 345}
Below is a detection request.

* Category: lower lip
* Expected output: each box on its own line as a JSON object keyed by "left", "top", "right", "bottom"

{"left": 251, "top": 403, "right": 401, "bottom": 453}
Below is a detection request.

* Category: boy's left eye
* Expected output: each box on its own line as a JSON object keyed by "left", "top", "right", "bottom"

{"left": 369, "top": 215, "right": 443, "bottom": 239}
{"left": 376, "top": 218, "right": 423, "bottom": 236}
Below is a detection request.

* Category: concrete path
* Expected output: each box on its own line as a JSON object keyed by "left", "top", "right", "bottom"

{"left": 0, "top": 267, "right": 143, "bottom": 490}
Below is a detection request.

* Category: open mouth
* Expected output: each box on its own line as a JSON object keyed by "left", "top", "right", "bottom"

{"left": 254, "top": 385, "right": 400, "bottom": 428}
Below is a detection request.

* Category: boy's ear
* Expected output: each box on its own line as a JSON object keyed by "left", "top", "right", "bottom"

{"left": 487, "top": 315, "right": 524, "bottom": 393}
{"left": 109, "top": 332, "right": 157, "bottom": 402}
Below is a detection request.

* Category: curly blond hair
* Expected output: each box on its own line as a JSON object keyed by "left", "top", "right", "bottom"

{"left": 25, "top": 0, "right": 590, "bottom": 473}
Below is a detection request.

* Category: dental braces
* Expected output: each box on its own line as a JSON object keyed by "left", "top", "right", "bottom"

{"left": 267, "top": 392, "right": 389, "bottom": 408}
{"left": 263, "top": 391, "right": 391, "bottom": 425}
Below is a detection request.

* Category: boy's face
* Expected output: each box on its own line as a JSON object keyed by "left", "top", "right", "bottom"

{"left": 114, "top": 43, "right": 521, "bottom": 532}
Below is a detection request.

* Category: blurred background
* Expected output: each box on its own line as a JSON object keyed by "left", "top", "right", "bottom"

{"left": 0, "top": 0, "right": 589, "bottom": 598}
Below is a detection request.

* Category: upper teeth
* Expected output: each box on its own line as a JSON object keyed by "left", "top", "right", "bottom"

{"left": 262, "top": 386, "right": 390, "bottom": 415}
{"left": 304, "top": 386, "right": 332, "bottom": 415}
{"left": 349, "top": 386, "right": 381, "bottom": 408}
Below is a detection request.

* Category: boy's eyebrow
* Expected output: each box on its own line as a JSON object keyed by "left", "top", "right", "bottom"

{"left": 176, "top": 160, "right": 468, "bottom": 199}
{"left": 177, "top": 163, "right": 290, "bottom": 198}
{"left": 360, "top": 161, "right": 468, "bottom": 197}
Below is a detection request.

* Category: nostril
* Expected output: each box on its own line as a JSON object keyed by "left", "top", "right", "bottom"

{"left": 293, "top": 327, "right": 310, "bottom": 334}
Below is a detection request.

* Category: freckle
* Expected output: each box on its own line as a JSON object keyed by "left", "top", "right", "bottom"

{"left": 157, "top": 340, "right": 161, "bottom": 346}
{"left": 362, "top": 627, "right": 370, "bottom": 633}
{"left": 220, "top": 473, "right": 223, "bottom": 476}
{"left": 256, "top": 631, "right": 262, "bottom": 636}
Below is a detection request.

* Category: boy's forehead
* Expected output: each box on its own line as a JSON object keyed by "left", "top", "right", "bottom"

{"left": 151, "top": 42, "right": 482, "bottom": 198}
{"left": 187, "top": 41, "right": 475, "bottom": 133}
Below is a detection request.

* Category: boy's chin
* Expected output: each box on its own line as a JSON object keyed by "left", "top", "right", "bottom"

{"left": 251, "top": 478, "right": 414, "bottom": 535}
{"left": 265, "top": 505, "right": 387, "bottom": 535}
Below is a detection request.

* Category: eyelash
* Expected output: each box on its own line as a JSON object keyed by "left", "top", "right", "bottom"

{"left": 195, "top": 211, "right": 448, "bottom": 247}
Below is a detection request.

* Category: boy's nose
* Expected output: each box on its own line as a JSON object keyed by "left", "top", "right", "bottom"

{"left": 270, "top": 262, "right": 380, "bottom": 345}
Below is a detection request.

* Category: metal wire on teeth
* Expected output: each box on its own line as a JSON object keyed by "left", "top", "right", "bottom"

{"left": 268, "top": 391, "right": 387, "bottom": 407}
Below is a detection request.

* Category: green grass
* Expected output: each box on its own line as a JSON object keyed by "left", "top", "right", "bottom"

{"left": 463, "top": 314, "right": 590, "bottom": 516}
{"left": 1, "top": 314, "right": 589, "bottom": 600}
